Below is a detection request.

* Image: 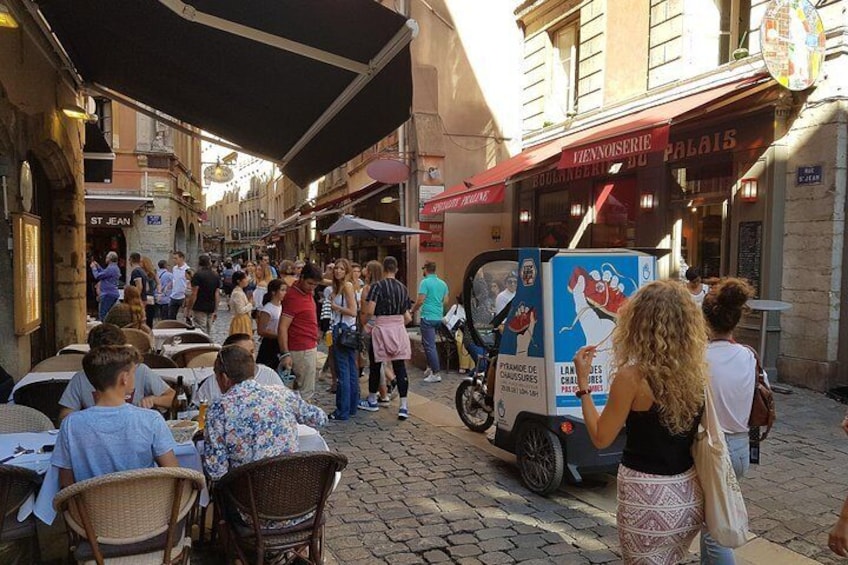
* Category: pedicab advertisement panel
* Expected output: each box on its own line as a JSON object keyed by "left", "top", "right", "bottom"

{"left": 550, "top": 252, "right": 656, "bottom": 417}
{"left": 495, "top": 248, "right": 547, "bottom": 431}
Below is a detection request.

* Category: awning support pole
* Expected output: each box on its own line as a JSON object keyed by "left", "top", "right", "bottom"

{"left": 157, "top": 0, "right": 371, "bottom": 75}
{"left": 282, "top": 20, "right": 418, "bottom": 166}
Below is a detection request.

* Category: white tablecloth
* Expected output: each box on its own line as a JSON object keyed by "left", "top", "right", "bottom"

{"left": 160, "top": 343, "right": 221, "bottom": 359}
{"left": 9, "top": 369, "right": 208, "bottom": 402}
{"left": 0, "top": 431, "right": 208, "bottom": 525}
{"left": 151, "top": 328, "right": 209, "bottom": 351}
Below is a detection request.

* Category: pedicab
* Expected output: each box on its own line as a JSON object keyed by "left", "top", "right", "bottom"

{"left": 455, "top": 248, "right": 657, "bottom": 494}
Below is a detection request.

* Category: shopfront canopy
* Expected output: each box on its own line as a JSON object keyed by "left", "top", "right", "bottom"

{"left": 324, "top": 215, "right": 428, "bottom": 238}
{"left": 420, "top": 138, "right": 564, "bottom": 215}
{"left": 36, "top": 0, "right": 415, "bottom": 187}
{"left": 423, "top": 76, "right": 766, "bottom": 215}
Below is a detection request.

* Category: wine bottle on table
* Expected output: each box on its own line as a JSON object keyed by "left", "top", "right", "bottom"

{"left": 172, "top": 375, "right": 189, "bottom": 420}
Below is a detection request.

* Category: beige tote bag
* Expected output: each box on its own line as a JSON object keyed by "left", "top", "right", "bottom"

{"left": 692, "top": 384, "right": 750, "bottom": 548}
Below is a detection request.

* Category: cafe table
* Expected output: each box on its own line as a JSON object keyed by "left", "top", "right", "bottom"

{"left": 9, "top": 368, "right": 207, "bottom": 402}
{"left": 151, "top": 327, "right": 209, "bottom": 352}
{"left": 0, "top": 430, "right": 209, "bottom": 525}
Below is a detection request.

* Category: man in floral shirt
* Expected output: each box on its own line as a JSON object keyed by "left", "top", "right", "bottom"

{"left": 202, "top": 344, "right": 327, "bottom": 481}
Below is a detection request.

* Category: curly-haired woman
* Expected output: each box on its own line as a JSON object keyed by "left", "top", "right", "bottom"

{"left": 574, "top": 280, "right": 707, "bottom": 564}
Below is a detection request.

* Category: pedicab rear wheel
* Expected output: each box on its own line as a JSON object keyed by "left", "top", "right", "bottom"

{"left": 516, "top": 422, "right": 564, "bottom": 495}
{"left": 455, "top": 380, "right": 495, "bottom": 433}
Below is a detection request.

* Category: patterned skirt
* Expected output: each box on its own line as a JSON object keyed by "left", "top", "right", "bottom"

{"left": 617, "top": 464, "right": 704, "bottom": 565}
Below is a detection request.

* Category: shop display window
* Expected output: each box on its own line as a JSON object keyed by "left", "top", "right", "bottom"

{"left": 590, "top": 177, "right": 637, "bottom": 248}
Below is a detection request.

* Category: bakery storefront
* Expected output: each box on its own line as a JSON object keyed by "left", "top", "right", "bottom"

{"left": 516, "top": 93, "right": 779, "bottom": 291}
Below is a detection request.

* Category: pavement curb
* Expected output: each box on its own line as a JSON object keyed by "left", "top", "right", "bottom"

{"left": 405, "top": 389, "right": 820, "bottom": 565}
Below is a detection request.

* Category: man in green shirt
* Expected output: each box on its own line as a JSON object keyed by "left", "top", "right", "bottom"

{"left": 412, "top": 261, "right": 448, "bottom": 383}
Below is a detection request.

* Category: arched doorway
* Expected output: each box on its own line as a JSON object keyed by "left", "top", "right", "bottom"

{"left": 187, "top": 222, "right": 198, "bottom": 264}
{"left": 174, "top": 217, "right": 186, "bottom": 255}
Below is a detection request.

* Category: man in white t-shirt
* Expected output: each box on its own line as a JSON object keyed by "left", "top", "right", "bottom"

{"left": 168, "top": 251, "right": 190, "bottom": 320}
{"left": 194, "top": 333, "right": 283, "bottom": 403}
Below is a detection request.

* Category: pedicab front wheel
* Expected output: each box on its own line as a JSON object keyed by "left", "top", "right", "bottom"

{"left": 516, "top": 422, "right": 564, "bottom": 495}
{"left": 455, "top": 380, "right": 494, "bottom": 433}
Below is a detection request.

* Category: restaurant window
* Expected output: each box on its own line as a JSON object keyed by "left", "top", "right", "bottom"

{"left": 547, "top": 22, "right": 579, "bottom": 123}
{"left": 590, "top": 177, "right": 638, "bottom": 248}
{"left": 537, "top": 190, "right": 574, "bottom": 248}
{"left": 719, "top": 0, "right": 750, "bottom": 63}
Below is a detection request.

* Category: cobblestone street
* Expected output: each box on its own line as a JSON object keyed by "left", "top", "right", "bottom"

{"left": 197, "top": 305, "right": 847, "bottom": 564}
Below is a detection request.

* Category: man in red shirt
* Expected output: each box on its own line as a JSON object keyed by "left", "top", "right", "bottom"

{"left": 278, "top": 263, "right": 324, "bottom": 399}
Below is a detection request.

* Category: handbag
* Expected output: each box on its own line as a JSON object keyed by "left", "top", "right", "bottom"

{"left": 334, "top": 322, "right": 362, "bottom": 350}
{"left": 742, "top": 345, "right": 776, "bottom": 440}
{"left": 692, "top": 383, "right": 750, "bottom": 548}
{"left": 443, "top": 304, "right": 464, "bottom": 332}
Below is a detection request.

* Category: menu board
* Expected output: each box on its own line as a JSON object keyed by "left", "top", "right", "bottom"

{"left": 737, "top": 221, "right": 762, "bottom": 297}
{"left": 13, "top": 213, "right": 41, "bottom": 335}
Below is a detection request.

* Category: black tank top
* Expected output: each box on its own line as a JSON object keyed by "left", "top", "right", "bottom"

{"left": 621, "top": 404, "right": 701, "bottom": 476}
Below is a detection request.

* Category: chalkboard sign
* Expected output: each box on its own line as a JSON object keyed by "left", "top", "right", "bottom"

{"left": 737, "top": 221, "right": 762, "bottom": 296}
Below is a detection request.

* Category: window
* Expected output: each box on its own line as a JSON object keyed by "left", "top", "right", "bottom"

{"left": 719, "top": 0, "right": 750, "bottom": 63}
{"left": 547, "top": 23, "right": 579, "bottom": 123}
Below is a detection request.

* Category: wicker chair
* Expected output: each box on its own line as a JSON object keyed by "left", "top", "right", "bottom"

{"left": 143, "top": 353, "right": 179, "bottom": 369}
{"left": 162, "top": 332, "right": 212, "bottom": 346}
{"left": 0, "top": 404, "right": 55, "bottom": 433}
{"left": 122, "top": 328, "right": 154, "bottom": 354}
{"left": 215, "top": 452, "right": 348, "bottom": 565}
{"left": 153, "top": 320, "right": 191, "bottom": 330}
{"left": 30, "top": 355, "right": 83, "bottom": 373}
{"left": 0, "top": 465, "right": 42, "bottom": 562}
{"left": 186, "top": 351, "right": 220, "bottom": 369}
{"left": 171, "top": 345, "right": 221, "bottom": 369}
{"left": 54, "top": 467, "right": 206, "bottom": 565}
{"left": 13, "top": 379, "right": 69, "bottom": 427}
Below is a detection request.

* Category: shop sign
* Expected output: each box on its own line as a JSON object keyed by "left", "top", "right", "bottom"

{"left": 665, "top": 128, "right": 738, "bottom": 162}
{"left": 796, "top": 165, "right": 823, "bottom": 186}
{"left": 146, "top": 214, "right": 162, "bottom": 225}
{"left": 419, "top": 222, "right": 444, "bottom": 252}
{"left": 559, "top": 126, "right": 669, "bottom": 169}
{"left": 418, "top": 184, "right": 445, "bottom": 220}
{"left": 87, "top": 213, "right": 133, "bottom": 227}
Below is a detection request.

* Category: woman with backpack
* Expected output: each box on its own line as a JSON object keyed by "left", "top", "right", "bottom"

{"left": 700, "top": 278, "right": 759, "bottom": 563}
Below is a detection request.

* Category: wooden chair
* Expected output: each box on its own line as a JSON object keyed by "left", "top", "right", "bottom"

{"left": 162, "top": 332, "right": 212, "bottom": 346}
{"left": 0, "top": 404, "right": 55, "bottom": 433}
{"left": 122, "top": 328, "right": 154, "bottom": 354}
{"left": 186, "top": 351, "right": 220, "bottom": 369}
{"left": 54, "top": 467, "right": 205, "bottom": 565}
{"left": 0, "top": 465, "right": 42, "bottom": 563}
{"left": 171, "top": 346, "right": 221, "bottom": 369}
{"left": 30, "top": 355, "right": 83, "bottom": 373}
{"left": 153, "top": 320, "right": 191, "bottom": 330}
{"left": 13, "top": 380, "right": 69, "bottom": 426}
{"left": 143, "top": 353, "right": 179, "bottom": 369}
{"left": 215, "top": 452, "right": 348, "bottom": 565}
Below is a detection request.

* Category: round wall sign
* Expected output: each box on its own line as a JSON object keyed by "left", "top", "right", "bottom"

{"left": 366, "top": 158, "right": 409, "bottom": 184}
{"left": 760, "top": 0, "right": 826, "bottom": 91}
{"left": 19, "top": 161, "right": 33, "bottom": 213}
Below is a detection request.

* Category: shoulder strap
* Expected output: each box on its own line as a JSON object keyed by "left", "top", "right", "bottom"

{"left": 740, "top": 343, "right": 774, "bottom": 440}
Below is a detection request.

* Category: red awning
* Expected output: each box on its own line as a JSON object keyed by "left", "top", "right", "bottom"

{"left": 423, "top": 76, "right": 765, "bottom": 215}
{"left": 421, "top": 138, "right": 563, "bottom": 215}
{"left": 557, "top": 78, "right": 760, "bottom": 169}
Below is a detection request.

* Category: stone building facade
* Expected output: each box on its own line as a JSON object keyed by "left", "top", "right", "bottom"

{"left": 0, "top": 7, "right": 87, "bottom": 375}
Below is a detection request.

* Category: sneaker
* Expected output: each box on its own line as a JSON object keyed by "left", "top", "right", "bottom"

{"left": 377, "top": 396, "right": 391, "bottom": 405}
{"left": 423, "top": 367, "right": 433, "bottom": 378}
{"left": 423, "top": 373, "right": 442, "bottom": 383}
{"left": 358, "top": 400, "right": 379, "bottom": 412}
{"left": 398, "top": 407, "right": 409, "bottom": 420}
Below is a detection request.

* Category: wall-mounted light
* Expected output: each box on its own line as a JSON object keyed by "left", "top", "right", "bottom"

{"left": 0, "top": 4, "right": 19, "bottom": 28}
{"left": 740, "top": 178, "right": 758, "bottom": 202}
{"left": 639, "top": 192, "right": 656, "bottom": 210}
{"left": 570, "top": 203, "right": 585, "bottom": 218}
{"left": 519, "top": 209, "right": 532, "bottom": 223}
{"left": 608, "top": 162, "right": 623, "bottom": 175}
{"left": 61, "top": 104, "right": 97, "bottom": 122}
{"left": 380, "top": 196, "right": 399, "bottom": 204}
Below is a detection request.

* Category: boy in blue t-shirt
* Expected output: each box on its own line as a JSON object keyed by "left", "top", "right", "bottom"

{"left": 51, "top": 346, "right": 178, "bottom": 488}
